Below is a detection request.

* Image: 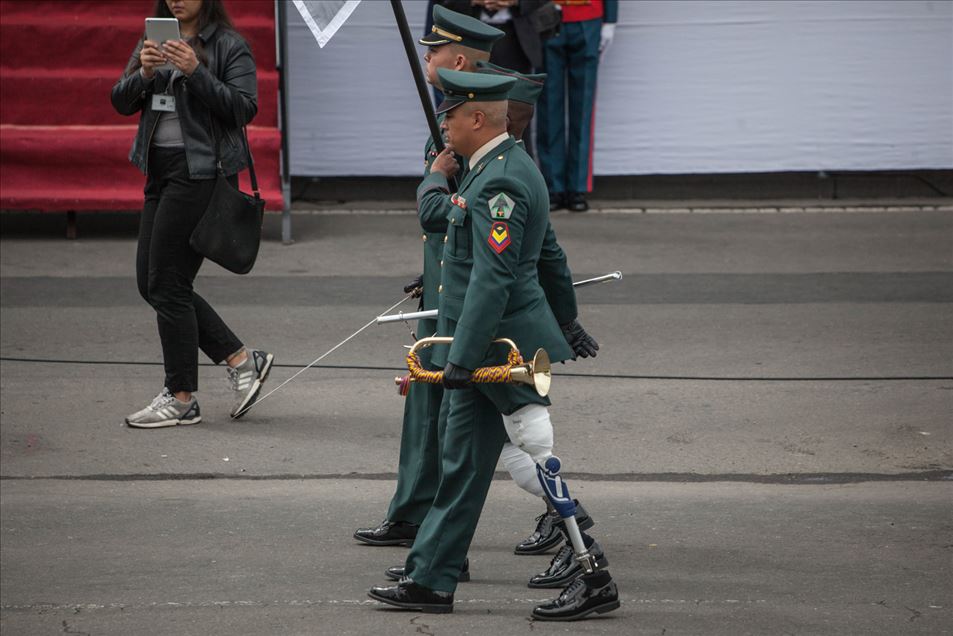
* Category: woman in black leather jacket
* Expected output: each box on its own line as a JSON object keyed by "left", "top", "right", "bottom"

{"left": 111, "top": 0, "right": 274, "bottom": 429}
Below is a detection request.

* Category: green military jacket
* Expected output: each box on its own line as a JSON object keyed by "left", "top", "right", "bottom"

{"left": 421, "top": 135, "right": 574, "bottom": 372}
{"left": 417, "top": 116, "right": 467, "bottom": 313}
{"left": 418, "top": 140, "right": 578, "bottom": 327}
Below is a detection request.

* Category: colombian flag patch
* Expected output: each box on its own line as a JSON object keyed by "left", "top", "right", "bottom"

{"left": 488, "top": 222, "right": 511, "bottom": 254}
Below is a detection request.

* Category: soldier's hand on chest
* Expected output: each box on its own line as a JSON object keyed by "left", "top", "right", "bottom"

{"left": 431, "top": 148, "right": 460, "bottom": 179}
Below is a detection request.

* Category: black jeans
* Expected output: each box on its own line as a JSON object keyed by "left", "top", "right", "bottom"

{"left": 137, "top": 146, "right": 243, "bottom": 393}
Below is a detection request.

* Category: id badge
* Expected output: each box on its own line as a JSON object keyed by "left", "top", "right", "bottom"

{"left": 151, "top": 94, "right": 176, "bottom": 112}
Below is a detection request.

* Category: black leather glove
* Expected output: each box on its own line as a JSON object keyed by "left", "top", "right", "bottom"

{"left": 403, "top": 274, "right": 423, "bottom": 298}
{"left": 442, "top": 362, "right": 473, "bottom": 389}
{"left": 561, "top": 319, "right": 599, "bottom": 359}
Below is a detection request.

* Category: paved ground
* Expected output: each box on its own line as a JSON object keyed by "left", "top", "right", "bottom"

{"left": 1, "top": 204, "right": 952, "bottom": 635}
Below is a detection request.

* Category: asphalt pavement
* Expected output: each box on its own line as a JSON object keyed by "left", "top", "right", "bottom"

{"left": 1, "top": 203, "right": 951, "bottom": 635}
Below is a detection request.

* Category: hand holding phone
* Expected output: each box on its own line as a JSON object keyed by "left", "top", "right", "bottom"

{"left": 139, "top": 40, "right": 165, "bottom": 79}
{"left": 162, "top": 39, "right": 200, "bottom": 76}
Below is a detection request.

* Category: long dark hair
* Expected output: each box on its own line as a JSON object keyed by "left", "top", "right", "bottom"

{"left": 126, "top": 0, "right": 236, "bottom": 75}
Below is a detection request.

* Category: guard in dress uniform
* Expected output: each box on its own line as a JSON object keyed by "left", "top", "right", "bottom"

{"left": 537, "top": 0, "right": 619, "bottom": 212}
{"left": 368, "top": 69, "right": 620, "bottom": 622}
{"left": 355, "top": 3, "right": 594, "bottom": 562}
{"left": 353, "top": 3, "right": 506, "bottom": 552}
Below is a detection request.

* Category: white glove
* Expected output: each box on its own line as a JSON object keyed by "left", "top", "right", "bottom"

{"left": 599, "top": 23, "right": 615, "bottom": 56}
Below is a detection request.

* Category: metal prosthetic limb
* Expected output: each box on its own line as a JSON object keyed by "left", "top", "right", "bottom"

{"left": 536, "top": 456, "right": 598, "bottom": 573}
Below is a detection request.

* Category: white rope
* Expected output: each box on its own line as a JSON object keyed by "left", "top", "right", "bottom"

{"left": 236, "top": 294, "right": 413, "bottom": 416}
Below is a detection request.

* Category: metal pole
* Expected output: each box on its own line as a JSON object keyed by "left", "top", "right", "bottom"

{"left": 276, "top": 0, "right": 294, "bottom": 244}
{"left": 389, "top": 0, "right": 458, "bottom": 191}
{"left": 390, "top": 0, "right": 444, "bottom": 153}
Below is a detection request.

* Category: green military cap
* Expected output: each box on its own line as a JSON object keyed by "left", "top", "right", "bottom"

{"left": 419, "top": 4, "right": 504, "bottom": 52}
{"left": 476, "top": 61, "right": 547, "bottom": 106}
{"left": 435, "top": 68, "right": 517, "bottom": 114}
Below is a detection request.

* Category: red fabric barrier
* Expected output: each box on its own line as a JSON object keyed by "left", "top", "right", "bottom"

{"left": 0, "top": 0, "right": 282, "bottom": 212}
{"left": 0, "top": 125, "right": 281, "bottom": 211}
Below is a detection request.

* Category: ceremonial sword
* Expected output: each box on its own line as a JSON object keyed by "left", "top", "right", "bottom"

{"left": 236, "top": 271, "right": 622, "bottom": 417}
{"left": 376, "top": 271, "right": 623, "bottom": 325}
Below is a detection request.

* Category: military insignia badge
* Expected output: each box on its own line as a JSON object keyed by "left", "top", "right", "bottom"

{"left": 451, "top": 193, "right": 467, "bottom": 209}
{"left": 488, "top": 222, "right": 511, "bottom": 254}
{"left": 488, "top": 192, "right": 514, "bottom": 219}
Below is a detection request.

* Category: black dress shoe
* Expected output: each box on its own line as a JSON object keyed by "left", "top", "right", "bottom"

{"left": 515, "top": 501, "right": 595, "bottom": 556}
{"left": 368, "top": 579, "right": 453, "bottom": 614}
{"left": 549, "top": 192, "right": 567, "bottom": 212}
{"left": 568, "top": 192, "right": 589, "bottom": 212}
{"left": 531, "top": 570, "right": 620, "bottom": 621}
{"left": 528, "top": 540, "right": 607, "bottom": 588}
{"left": 353, "top": 519, "right": 418, "bottom": 546}
{"left": 385, "top": 558, "right": 470, "bottom": 583}
{"left": 514, "top": 510, "right": 562, "bottom": 555}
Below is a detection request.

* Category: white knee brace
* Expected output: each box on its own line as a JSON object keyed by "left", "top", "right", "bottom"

{"left": 500, "top": 442, "right": 544, "bottom": 498}
{"left": 501, "top": 404, "right": 554, "bottom": 464}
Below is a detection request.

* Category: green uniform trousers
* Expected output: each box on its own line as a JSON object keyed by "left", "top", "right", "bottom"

{"left": 385, "top": 318, "right": 445, "bottom": 524}
{"left": 404, "top": 382, "right": 540, "bottom": 593}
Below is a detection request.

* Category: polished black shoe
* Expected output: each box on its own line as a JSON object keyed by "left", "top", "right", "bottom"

{"left": 515, "top": 510, "right": 562, "bottom": 555}
{"left": 549, "top": 192, "right": 567, "bottom": 212}
{"left": 528, "top": 540, "right": 607, "bottom": 589}
{"left": 368, "top": 579, "right": 453, "bottom": 614}
{"left": 568, "top": 192, "right": 589, "bottom": 212}
{"left": 516, "top": 501, "right": 595, "bottom": 556}
{"left": 353, "top": 519, "right": 418, "bottom": 546}
{"left": 532, "top": 570, "right": 620, "bottom": 621}
{"left": 385, "top": 558, "right": 470, "bottom": 583}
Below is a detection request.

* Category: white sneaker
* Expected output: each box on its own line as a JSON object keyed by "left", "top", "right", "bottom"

{"left": 126, "top": 388, "right": 201, "bottom": 428}
{"left": 227, "top": 349, "right": 275, "bottom": 419}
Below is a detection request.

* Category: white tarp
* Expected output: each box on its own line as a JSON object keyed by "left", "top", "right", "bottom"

{"left": 286, "top": 0, "right": 953, "bottom": 176}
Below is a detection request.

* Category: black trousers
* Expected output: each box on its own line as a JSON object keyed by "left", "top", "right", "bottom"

{"left": 137, "top": 147, "right": 243, "bottom": 393}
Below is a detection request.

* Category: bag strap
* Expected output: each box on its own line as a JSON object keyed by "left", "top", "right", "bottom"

{"left": 240, "top": 125, "right": 260, "bottom": 198}
{"left": 212, "top": 89, "right": 260, "bottom": 198}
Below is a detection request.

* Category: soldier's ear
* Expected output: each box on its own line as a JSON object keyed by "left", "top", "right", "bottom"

{"left": 472, "top": 110, "right": 486, "bottom": 131}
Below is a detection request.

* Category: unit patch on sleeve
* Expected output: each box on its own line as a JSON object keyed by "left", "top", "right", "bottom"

{"left": 451, "top": 193, "right": 467, "bottom": 209}
{"left": 488, "top": 192, "right": 515, "bottom": 220}
{"left": 488, "top": 222, "right": 511, "bottom": 254}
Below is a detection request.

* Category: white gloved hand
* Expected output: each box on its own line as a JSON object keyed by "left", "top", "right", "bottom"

{"left": 599, "top": 23, "right": 616, "bottom": 56}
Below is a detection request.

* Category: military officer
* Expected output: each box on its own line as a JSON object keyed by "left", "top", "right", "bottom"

{"left": 354, "top": 3, "right": 503, "bottom": 551}
{"left": 418, "top": 55, "right": 602, "bottom": 562}
{"left": 355, "top": 4, "right": 596, "bottom": 558}
{"left": 368, "top": 69, "right": 619, "bottom": 621}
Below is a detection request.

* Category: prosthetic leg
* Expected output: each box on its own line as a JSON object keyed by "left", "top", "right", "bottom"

{"left": 536, "top": 455, "right": 600, "bottom": 574}
{"left": 502, "top": 405, "right": 604, "bottom": 573}
{"left": 502, "top": 441, "right": 594, "bottom": 555}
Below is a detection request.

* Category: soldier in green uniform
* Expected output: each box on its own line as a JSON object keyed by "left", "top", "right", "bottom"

{"left": 368, "top": 69, "right": 620, "bottom": 622}
{"left": 356, "top": 5, "right": 596, "bottom": 559}
{"left": 353, "top": 3, "right": 504, "bottom": 552}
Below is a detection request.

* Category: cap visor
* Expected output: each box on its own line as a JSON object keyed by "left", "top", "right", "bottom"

{"left": 435, "top": 97, "right": 465, "bottom": 115}
{"left": 418, "top": 34, "right": 451, "bottom": 46}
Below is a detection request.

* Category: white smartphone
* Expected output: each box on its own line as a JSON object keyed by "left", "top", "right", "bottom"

{"left": 144, "top": 17, "right": 180, "bottom": 71}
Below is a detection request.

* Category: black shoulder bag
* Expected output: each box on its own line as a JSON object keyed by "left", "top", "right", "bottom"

{"left": 190, "top": 106, "right": 265, "bottom": 275}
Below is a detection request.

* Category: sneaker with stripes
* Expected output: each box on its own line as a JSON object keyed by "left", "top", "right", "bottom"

{"left": 125, "top": 388, "right": 201, "bottom": 428}
{"left": 228, "top": 349, "right": 275, "bottom": 419}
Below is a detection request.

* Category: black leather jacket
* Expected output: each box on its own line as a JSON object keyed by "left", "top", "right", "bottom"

{"left": 110, "top": 22, "right": 258, "bottom": 179}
